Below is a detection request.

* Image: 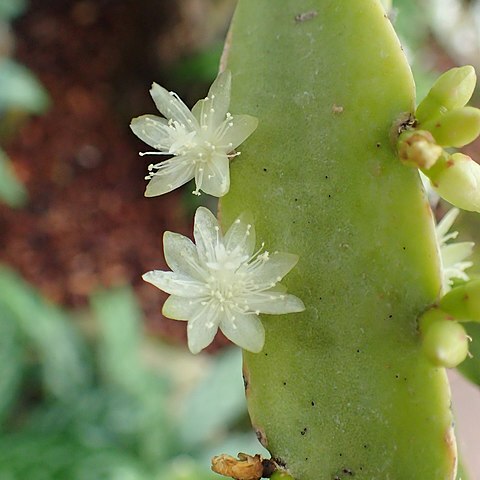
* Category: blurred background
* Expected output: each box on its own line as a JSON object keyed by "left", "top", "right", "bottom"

{"left": 0, "top": 0, "right": 479, "bottom": 478}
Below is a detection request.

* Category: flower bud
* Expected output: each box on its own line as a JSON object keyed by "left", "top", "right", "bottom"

{"left": 440, "top": 279, "right": 480, "bottom": 322}
{"left": 420, "top": 106, "right": 480, "bottom": 148}
{"left": 397, "top": 130, "right": 442, "bottom": 169}
{"left": 427, "top": 153, "right": 480, "bottom": 212}
{"left": 420, "top": 309, "right": 469, "bottom": 368}
{"left": 416, "top": 65, "right": 477, "bottom": 123}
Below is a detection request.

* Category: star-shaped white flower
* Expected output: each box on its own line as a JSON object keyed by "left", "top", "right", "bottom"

{"left": 436, "top": 208, "right": 474, "bottom": 294}
{"left": 130, "top": 71, "right": 258, "bottom": 197}
{"left": 143, "top": 207, "right": 305, "bottom": 354}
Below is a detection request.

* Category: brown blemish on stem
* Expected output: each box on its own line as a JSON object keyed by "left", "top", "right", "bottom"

{"left": 295, "top": 10, "right": 318, "bottom": 22}
{"left": 444, "top": 423, "right": 458, "bottom": 478}
{"left": 254, "top": 425, "right": 268, "bottom": 448}
{"left": 242, "top": 360, "right": 250, "bottom": 397}
{"left": 332, "top": 104, "right": 344, "bottom": 114}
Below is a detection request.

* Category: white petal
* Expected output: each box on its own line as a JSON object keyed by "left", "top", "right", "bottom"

{"left": 145, "top": 157, "right": 195, "bottom": 197}
{"left": 130, "top": 115, "right": 172, "bottom": 150}
{"left": 247, "top": 291, "right": 305, "bottom": 315}
{"left": 187, "top": 308, "right": 220, "bottom": 354}
{"left": 163, "top": 231, "right": 205, "bottom": 280}
{"left": 442, "top": 242, "right": 474, "bottom": 266}
{"left": 220, "top": 313, "right": 265, "bottom": 353}
{"left": 197, "top": 153, "right": 230, "bottom": 197}
{"left": 162, "top": 295, "right": 199, "bottom": 320}
{"left": 254, "top": 252, "right": 299, "bottom": 286}
{"left": 142, "top": 270, "right": 206, "bottom": 297}
{"left": 193, "top": 207, "right": 220, "bottom": 262}
{"left": 219, "top": 114, "right": 258, "bottom": 150}
{"left": 150, "top": 82, "right": 198, "bottom": 128}
{"left": 436, "top": 208, "right": 460, "bottom": 241}
{"left": 224, "top": 211, "right": 256, "bottom": 257}
{"left": 192, "top": 70, "right": 231, "bottom": 128}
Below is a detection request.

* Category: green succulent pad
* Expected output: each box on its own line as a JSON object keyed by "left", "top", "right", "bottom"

{"left": 219, "top": 1, "right": 455, "bottom": 479}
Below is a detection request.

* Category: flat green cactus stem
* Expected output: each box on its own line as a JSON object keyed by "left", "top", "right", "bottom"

{"left": 219, "top": 1, "right": 456, "bottom": 479}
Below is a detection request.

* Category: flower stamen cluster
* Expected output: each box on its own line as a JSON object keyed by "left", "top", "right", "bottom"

{"left": 131, "top": 71, "right": 258, "bottom": 197}
{"left": 143, "top": 207, "right": 305, "bottom": 354}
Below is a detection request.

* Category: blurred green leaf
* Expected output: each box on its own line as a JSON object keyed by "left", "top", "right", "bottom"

{"left": 0, "top": 147, "right": 27, "bottom": 207}
{"left": 160, "top": 456, "right": 218, "bottom": 480}
{"left": 392, "top": 0, "right": 429, "bottom": 50}
{"left": 92, "top": 287, "right": 146, "bottom": 392}
{"left": 91, "top": 287, "right": 175, "bottom": 465}
{"left": 0, "top": 266, "right": 91, "bottom": 399}
{"left": 0, "top": 0, "right": 27, "bottom": 20}
{"left": 173, "top": 42, "right": 223, "bottom": 84}
{"left": 457, "top": 323, "right": 480, "bottom": 385}
{"left": 178, "top": 348, "right": 246, "bottom": 449}
{"left": 0, "top": 310, "right": 22, "bottom": 426}
{"left": 0, "top": 433, "right": 149, "bottom": 480}
{"left": 0, "top": 58, "right": 49, "bottom": 114}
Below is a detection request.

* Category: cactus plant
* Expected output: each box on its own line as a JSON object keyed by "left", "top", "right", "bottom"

{"left": 134, "top": 1, "right": 480, "bottom": 479}
{"left": 217, "top": 1, "right": 461, "bottom": 479}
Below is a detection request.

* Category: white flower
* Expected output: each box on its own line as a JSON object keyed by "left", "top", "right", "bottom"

{"left": 143, "top": 207, "right": 305, "bottom": 354}
{"left": 130, "top": 71, "right": 258, "bottom": 197}
{"left": 436, "top": 208, "right": 474, "bottom": 294}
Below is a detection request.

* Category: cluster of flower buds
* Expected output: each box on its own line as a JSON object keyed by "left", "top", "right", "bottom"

{"left": 397, "top": 66, "right": 480, "bottom": 212}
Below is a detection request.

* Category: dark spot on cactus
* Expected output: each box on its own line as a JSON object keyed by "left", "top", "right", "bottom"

{"left": 402, "top": 246, "right": 406, "bottom": 250}
{"left": 263, "top": 168, "right": 268, "bottom": 172}
{"left": 395, "top": 374, "right": 399, "bottom": 379}
{"left": 389, "top": 314, "right": 393, "bottom": 319}
{"left": 301, "top": 427, "right": 307, "bottom": 435}
{"left": 376, "top": 142, "right": 381, "bottom": 148}
{"left": 254, "top": 426, "right": 268, "bottom": 448}
{"left": 363, "top": 444, "right": 368, "bottom": 449}
{"left": 272, "top": 457, "right": 287, "bottom": 468}
{"left": 283, "top": 381, "right": 287, "bottom": 386}
{"left": 325, "top": 175, "right": 329, "bottom": 179}
{"left": 311, "top": 401, "right": 315, "bottom": 406}
{"left": 343, "top": 468, "right": 354, "bottom": 476}
{"left": 339, "top": 453, "right": 343, "bottom": 457}
{"left": 404, "top": 377, "right": 408, "bottom": 381}
{"left": 328, "top": 194, "right": 332, "bottom": 198}
{"left": 356, "top": 349, "right": 361, "bottom": 353}
{"left": 264, "top": 352, "right": 268, "bottom": 356}
{"left": 242, "top": 364, "right": 250, "bottom": 396}
{"left": 261, "top": 458, "right": 277, "bottom": 478}
{"left": 295, "top": 10, "right": 318, "bottom": 22}
{"left": 294, "top": 198, "right": 298, "bottom": 201}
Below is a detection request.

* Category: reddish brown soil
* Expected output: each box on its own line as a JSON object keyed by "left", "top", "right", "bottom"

{"left": 1, "top": 0, "right": 231, "bottom": 349}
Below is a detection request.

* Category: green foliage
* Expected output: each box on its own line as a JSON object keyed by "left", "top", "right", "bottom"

{"left": 0, "top": 147, "right": 27, "bottom": 206}
{"left": 0, "top": 267, "right": 257, "bottom": 479}
{"left": 0, "top": 58, "right": 49, "bottom": 114}
{"left": 0, "top": 3, "right": 50, "bottom": 208}
{"left": 0, "top": 0, "right": 27, "bottom": 21}
{"left": 221, "top": 1, "right": 455, "bottom": 479}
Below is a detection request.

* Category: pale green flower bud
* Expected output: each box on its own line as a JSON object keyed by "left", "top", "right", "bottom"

{"left": 421, "top": 106, "right": 480, "bottom": 148}
{"left": 427, "top": 153, "right": 480, "bottom": 212}
{"left": 419, "top": 309, "right": 469, "bottom": 368}
{"left": 397, "top": 130, "right": 442, "bottom": 169}
{"left": 416, "top": 65, "right": 477, "bottom": 124}
{"left": 270, "top": 472, "right": 295, "bottom": 480}
{"left": 440, "top": 279, "right": 480, "bottom": 322}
